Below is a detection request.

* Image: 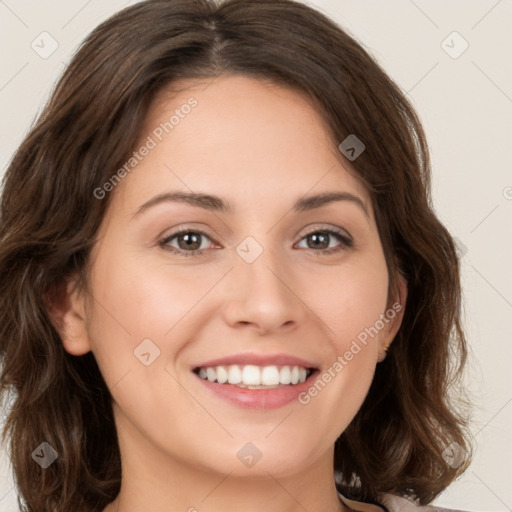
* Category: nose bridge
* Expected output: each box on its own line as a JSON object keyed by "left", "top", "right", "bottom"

{"left": 238, "top": 234, "right": 285, "bottom": 291}
{"left": 223, "top": 232, "right": 304, "bottom": 332}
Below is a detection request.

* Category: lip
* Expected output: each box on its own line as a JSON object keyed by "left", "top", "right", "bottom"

{"left": 191, "top": 352, "right": 318, "bottom": 371}
{"left": 190, "top": 352, "right": 320, "bottom": 410}
{"left": 193, "top": 369, "right": 320, "bottom": 410}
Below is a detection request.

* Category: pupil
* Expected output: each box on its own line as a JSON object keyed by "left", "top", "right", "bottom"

{"left": 310, "top": 232, "right": 328, "bottom": 249}
{"left": 181, "top": 233, "right": 200, "bottom": 250}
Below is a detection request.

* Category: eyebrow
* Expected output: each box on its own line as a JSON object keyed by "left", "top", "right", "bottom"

{"left": 133, "top": 190, "right": 370, "bottom": 219}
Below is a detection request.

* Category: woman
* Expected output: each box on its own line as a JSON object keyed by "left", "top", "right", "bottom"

{"left": 0, "top": 1, "right": 473, "bottom": 511}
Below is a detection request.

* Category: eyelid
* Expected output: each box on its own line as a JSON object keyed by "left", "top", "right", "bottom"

{"left": 300, "top": 224, "right": 353, "bottom": 243}
{"left": 159, "top": 227, "right": 218, "bottom": 254}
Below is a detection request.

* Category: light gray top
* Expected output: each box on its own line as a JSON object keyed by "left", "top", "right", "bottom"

{"left": 338, "top": 491, "right": 468, "bottom": 512}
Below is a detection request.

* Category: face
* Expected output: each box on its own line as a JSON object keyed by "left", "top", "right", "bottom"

{"left": 58, "top": 74, "right": 406, "bottom": 480}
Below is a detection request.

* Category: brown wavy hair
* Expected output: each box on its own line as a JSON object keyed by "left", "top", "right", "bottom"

{"left": 0, "top": 0, "right": 473, "bottom": 510}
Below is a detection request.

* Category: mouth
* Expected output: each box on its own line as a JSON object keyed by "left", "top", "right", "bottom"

{"left": 192, "top": 364, "right": 317, "bottom": 389}
{"left": 190, "top": 352, "right": 321, "bottom": 409}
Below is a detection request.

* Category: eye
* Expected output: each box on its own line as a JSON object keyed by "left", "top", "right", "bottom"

{"left": 159, "top": 228, "right": 216, "bottom": 257}
{"left": 295, "top": 227, "right": 353, "bottom": 255}
{"left": 159, "top": 226, "right": 354, "bottom": 258}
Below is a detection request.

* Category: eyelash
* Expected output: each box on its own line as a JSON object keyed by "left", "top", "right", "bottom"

{"left": 159, "top": 226, "right": 354, "bottom": 258}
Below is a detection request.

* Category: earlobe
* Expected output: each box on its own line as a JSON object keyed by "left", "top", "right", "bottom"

{"left": 44, "top": 274, "right": 92, "bottom": 356}
{"left": 377, "top": 273, "right": 408, "bottom": 363}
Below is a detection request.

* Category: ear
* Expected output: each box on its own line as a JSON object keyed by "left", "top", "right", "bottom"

{"left": 44, "top": 273, "right": 92, "bottom": 356}
{"left": 377, "top": 271, "right": 407, "bottom": 363}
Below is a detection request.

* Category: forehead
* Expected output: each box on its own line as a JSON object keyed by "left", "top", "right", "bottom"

{"left": 111, "top": 73, "right": 372, "bottom": 219}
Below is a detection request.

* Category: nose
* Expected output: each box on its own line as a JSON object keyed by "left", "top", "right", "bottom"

{"left": 222, "top": 243, "right": 307, "bottom": 335}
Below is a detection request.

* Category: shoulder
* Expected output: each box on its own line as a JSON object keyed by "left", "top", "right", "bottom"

{"left": 339, "top": 492, "right": 470, "bottom": 512}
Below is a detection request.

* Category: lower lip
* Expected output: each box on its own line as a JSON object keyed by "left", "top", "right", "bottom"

{"left": 193, "top": 371, "right": 319, "bottom": 410}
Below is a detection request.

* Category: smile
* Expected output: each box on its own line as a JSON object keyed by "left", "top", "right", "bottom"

{"left": 192, "top": 364, "right": 320, "bottom": 410}
{"left": 193, "top": 364, "right": 314, "bottom": 388}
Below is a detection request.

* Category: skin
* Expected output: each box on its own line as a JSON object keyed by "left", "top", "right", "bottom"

{"left": 53, "top": 74, "right": 407, "bottom": 512}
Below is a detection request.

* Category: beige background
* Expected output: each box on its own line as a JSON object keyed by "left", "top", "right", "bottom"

{"left": 1, "top": 1, "right": 511, "bottom": 511}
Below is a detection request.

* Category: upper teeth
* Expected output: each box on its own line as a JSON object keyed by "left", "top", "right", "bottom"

{"left": 196, "top": 364, "right": 310, "bottom": 386}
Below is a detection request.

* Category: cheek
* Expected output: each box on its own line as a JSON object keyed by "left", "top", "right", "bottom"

{"left": 312, "top": 251, "right": 388, "bottom": 430}
{"left": 83, "top": 247, "right": 220, "bottom": 381}
{"left": 297, "top": 262, "right": 387, "bottom": 440}
{"left": 310, "top": 255, "right": 389, "bottom": 352}
{"left": 299, "top": 253, "right": 388, "bottom": 410}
